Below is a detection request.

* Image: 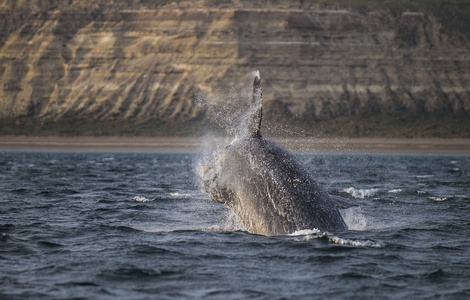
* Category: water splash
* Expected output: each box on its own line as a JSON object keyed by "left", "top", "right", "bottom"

{"left": 193, "top": 70, "right": 262, "bottom": 192}
{"left": 343, "top": 187, "right": 379, "bottom": 199}
{"left": 290, "top": 229, "right": 383, "bottom": 248}
{"left": 194, "top": 71, "right": 367, "bottom": 237}
{"left": 169, "top": 193, "right": 192, "bottom": 197}
{"left": 194, "top": 71, "right": 261, "bottom": 139}
{"left": 341, "top": 206, "right": 368, "bottom": 231}
{"left": 428, "top": 196, "right": 448, "bottom": 202}
{"left": 205, "top": 210, "right": 248, "bottom": 233}
{"left": 133, "top": 196, "right": 150, "bottom": 202}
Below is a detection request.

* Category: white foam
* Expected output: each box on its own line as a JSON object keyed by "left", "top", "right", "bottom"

{"left": 388, "top": 189, "right": 402, "bottom": 193}
{"left": 343, "top": 187, "right": 379, "bottom": 199}
{"left": 133, "top": 196, "right": 150, "bottom": 202}
{"left": 292, "top": 230, "right": 383, "bottom": 248}
{"left": 327, "top": 235, "right": 383, "bottom": 248}
{"left": 428, "top": 196, "right": 448, "bottom": 202}
{"left": 290, "top": 229, "right": 321, "bottom": 236}
{"left": 169, "top": 192, "right": 192, "bottom": 197}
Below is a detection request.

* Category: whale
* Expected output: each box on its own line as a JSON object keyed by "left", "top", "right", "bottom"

{"left": 202, "top": 71, "right": 356, "bottom": 236}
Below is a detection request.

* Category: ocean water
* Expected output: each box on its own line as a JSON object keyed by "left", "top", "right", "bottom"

{"left": 1, "top": 151, "right": 469, "bottom": 299}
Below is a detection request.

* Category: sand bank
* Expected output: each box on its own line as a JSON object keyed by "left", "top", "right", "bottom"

{"left": 0, "top": 136, "right": 469, "bottom": 155}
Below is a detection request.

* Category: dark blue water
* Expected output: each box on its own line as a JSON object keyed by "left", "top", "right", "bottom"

{"left": 1, "top": 151, "right": 469, "bottom": 299}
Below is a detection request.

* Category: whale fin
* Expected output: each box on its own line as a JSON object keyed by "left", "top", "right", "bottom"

{"left": 329, "top": 195, "right": 357, "bottom": 209}
{"left": 249, "top": 71, "right": 263, "bottom": 138}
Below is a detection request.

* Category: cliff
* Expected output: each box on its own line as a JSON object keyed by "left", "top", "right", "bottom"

{"left": 0, "top": 0, "right": 469, "bottom": 137}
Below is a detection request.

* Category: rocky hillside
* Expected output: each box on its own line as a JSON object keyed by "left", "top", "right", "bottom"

{"left": 0, "top": 0, "right": 469, "bottom": 137}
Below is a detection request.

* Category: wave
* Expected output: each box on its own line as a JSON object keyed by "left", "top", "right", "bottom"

{"left": 343, "top": 187, "right": 379, "bottom": 199}
{"left": 131, "top": 244, "right": 175, "bottom": 255}
{"left": 99, "top": 224, "right": 142, "bottom": 233}
{"left": 428, "top": 196, "right": 449, "bottom": 202}
{"left": 36, "top": 241, "right": 65, "bottom": 248}
{"left": 132, "top": 196, "right": 150, "bottom": 202}
{"left": 99, "top": 265, "right": 180, "bottom": 280}
{"left": 428, "top": 194, "right": 468, "bottom": 202}
{"left": 290, "top": 230, "right": 383, "bottom": 248}
{"left": 169, "top": 192, "right": 192, "bottom": 197}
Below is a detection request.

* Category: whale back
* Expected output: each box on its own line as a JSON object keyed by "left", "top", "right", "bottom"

{"left": 216, "top": 137, "right": 348, "bottom": 235}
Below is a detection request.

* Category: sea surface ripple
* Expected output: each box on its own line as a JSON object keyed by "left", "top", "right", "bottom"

{"left": 1, "top": 152, "right": 469, "bottom": 299}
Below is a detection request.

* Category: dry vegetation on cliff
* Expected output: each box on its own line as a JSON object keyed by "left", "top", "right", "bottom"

{"left": 0, "top": 0, "right": 469, "bottom": 137}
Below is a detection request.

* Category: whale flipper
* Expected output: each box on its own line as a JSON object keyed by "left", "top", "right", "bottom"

{"left": 249, "top": 71, "right": 263, "bottom": 138}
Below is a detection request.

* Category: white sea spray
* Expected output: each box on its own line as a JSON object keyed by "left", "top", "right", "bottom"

{"left": 192, "top": 72, "right": 259, "bottom": 192}
{"left": 341, "top": 206, "right": 368, "bottom": 231}
{"left": 205, "top": 210, "right": 247, "bottom": 233}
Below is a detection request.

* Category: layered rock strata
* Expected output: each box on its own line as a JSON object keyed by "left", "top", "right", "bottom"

{"left": 0, "top": 1, "right": 469, "bottom": 135}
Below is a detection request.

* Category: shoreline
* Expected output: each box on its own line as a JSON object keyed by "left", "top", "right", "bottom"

{"left": 0, "top": 136, "right": 469, "bottom": 155}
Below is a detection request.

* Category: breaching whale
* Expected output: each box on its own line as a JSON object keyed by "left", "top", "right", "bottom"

{"left": 202, "top": 71, "right": 356, "bottom": 236}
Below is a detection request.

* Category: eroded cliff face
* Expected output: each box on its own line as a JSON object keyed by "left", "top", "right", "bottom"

{"left": 0, "top": 0, "right": 469, "bottom": 135}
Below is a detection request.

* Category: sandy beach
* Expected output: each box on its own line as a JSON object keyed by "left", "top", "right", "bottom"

{"left": 0, "top": 136, "right": 469, "bottom": 155}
